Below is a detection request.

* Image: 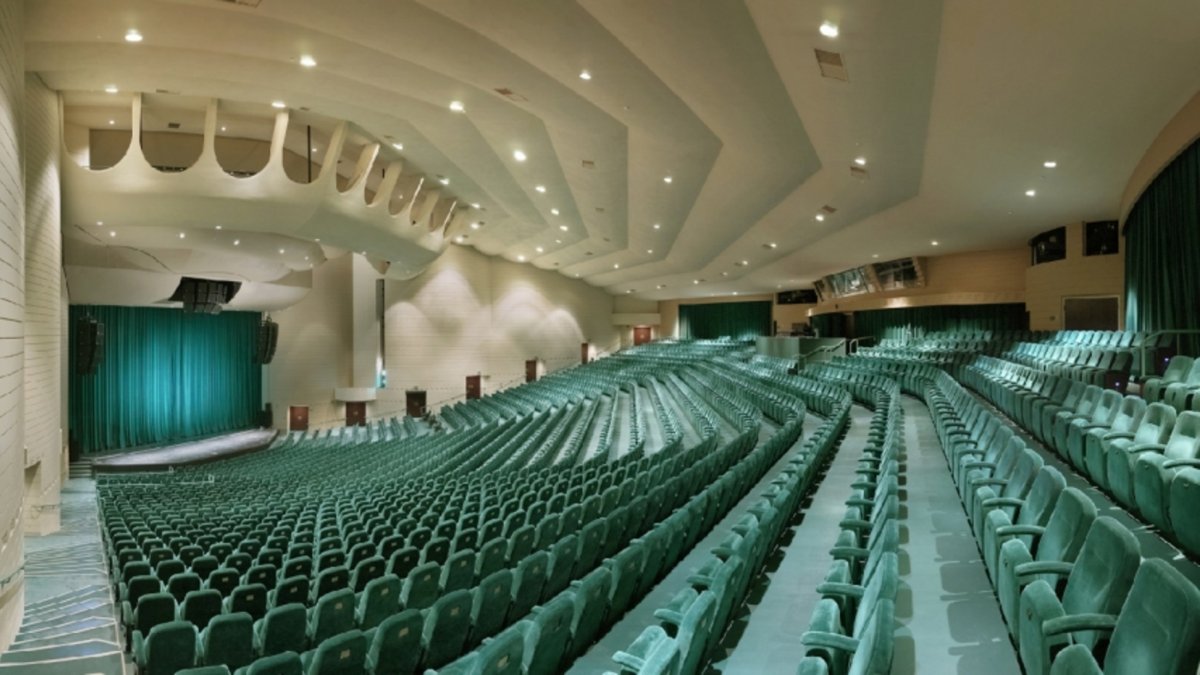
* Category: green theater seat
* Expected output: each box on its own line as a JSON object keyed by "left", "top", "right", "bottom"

{"left": 134, "top": 619, "right": 199, "bottom": 675}
{"left": 1047, "top": 560, "right": 1200, "bottom": 675}
{"left": 300, "top": 629, "right": 366, "bottom": 675}
{"left": 612, "top": 625, "right": 680, "bottom": 675}
{"left": 201, "top": 612, "right": 256, "bottom": 672}
{"left": 982, "top": 466, "right": 1065, "bottom": 582}
{"left": 440, "top": 548, "right": 475, "bottom": 594}
{"left": 567, "top": 566, "right": 613, "bottom": 658}
{"left": 543, "top": 535, "right": 578, "bottom": 602}
{"left": 401, "top": 562, "right": 441, "bottom": 611}
{"left": 308, "top": 588, "right": 356, "bottom": 645}
{"left": 508, "top": 551, "right": 549, "bottom": 624}
{"left": 364, "top": 609, "right": 422, "bottom": 675}
{"left": 181, "top": 588, "right": 224, "bottom": 630}
{"left": 354, "top": 574, "right": 400, "bottom": 631}
{"left": 256, "top": 603, "right": 308, "bottom": 658}
{"left": 1132, "top": 411, "right": 1200, "bottom": 531}
{"left": 234, "top": 651, "right": 303, "bottom": 675}
{"left": 474, "top": 624, "right": 524, "bottom": 675}
{"left": 420, "top": 588, "right": 473, "bottom": 670}
{"left": 522, "top": 593, "right": 574, "bottom": 675}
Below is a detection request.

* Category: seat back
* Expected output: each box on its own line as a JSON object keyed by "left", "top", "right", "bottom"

{"left": 180, "top": 588, "right": 223, "bottom": 629}
{"left": 1034, "top": 488, "right": 1097, "bottom": 571}
{"left": 1087, "top": 390, "right": 1123, "bottom": 425}
{"left": 421, "top": 589, "right": 473, "bottom": 670}
{"left": 307, "top": 629, "right": 367, "bottom": 675}
{"left": 1164, "top": 411, "right": 1200, "bottom": 461}
{"left": 1134, "top": 403, "right": 1178, "bottom": 445}
{"left": 1096, "top": 559, "right": 1200, "bottom": 675}
{"left": 523, "top": 593, "right": 574, "bottom": 675}
{"left": 366, "top": 609, "right": 422, "bottom": 675}
{"left": 141, "top": 620, "right": 198, "bottom": 675}
{"left": 1016, "top": 467, "right": 1067, "bottom": 531}
{"left": 201, "top": 612, "right": 254, "bottom": 671}
{"left": 1109, "top": 396, "right": 1147, "bottom": 434}
{"left": 244, "top": 650, "right": 302, "bottom": 675}
{"left": 258, "top": 603, "right": 307, "bottom": 657}
{"left": 135, "top": 592, "right": 177, "bottom": 636}
{"left": 227, "top": 583, "right": 267, "bottom": 621}
{"left": 309, "top": 587, "right": 355, "bottom": 645}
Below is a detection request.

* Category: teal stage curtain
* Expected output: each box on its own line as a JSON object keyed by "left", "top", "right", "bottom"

{"left": 678, "top": 301, "right": 772, "bottom": 340}
{"left": 1125, "top": 138, "right": 1200, "bottom": 354}
{"left": 69, "top": 306, "right": 263, "bottom": 454}
{"left": 811, "top": 303, "right": 1027, "bottom": 340}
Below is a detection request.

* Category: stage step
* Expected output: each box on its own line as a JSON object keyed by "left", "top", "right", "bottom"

{"left": 67, "top": 459, "right": 92, "bottom": 480}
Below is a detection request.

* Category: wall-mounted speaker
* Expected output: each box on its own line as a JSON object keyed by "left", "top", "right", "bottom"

{"left": 76, "top": 317, "right": 105, "bottom": 375}
{"left": 255, "top": 318, "right": 279, "bottom": 364}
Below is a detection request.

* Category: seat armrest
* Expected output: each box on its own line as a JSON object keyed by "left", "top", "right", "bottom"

{"left": 800, "top": 630, "right": 861, "bottom": 654}
{"left": 1015, "top": 561, "right": 1074, "bottom": 583}
{"left": 829, "top": 546, "right": 868, "bottom": 560}
{"left": 1162, "top": 458, "right": 1200, "bottom": 470}
{"left": 972, "top": 478, "right": 1009, "bottom": 488}
{"left": 1101, "top": 431, "right": 1136, "bottom": 441}
{"left": 995, "top": 524, "right": 1045, "bottom": 539}
{"left": 981, "top": 497, "right": 1026, "bottom": 508}
{"left": 815, "top": 582, "right": 865, "bottom": 599}
{"left": 1041, "top": 613, "right": 1119, "bottom": 638}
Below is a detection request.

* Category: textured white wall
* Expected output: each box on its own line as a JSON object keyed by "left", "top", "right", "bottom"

{"left": 267, "top": 245, "right": 618, "bottom": 425}
{"left": 23, "top": 74, "right": 62, "bottom": 535}
{"left": 0, "top": 0, "right": 25, "bottom": 652}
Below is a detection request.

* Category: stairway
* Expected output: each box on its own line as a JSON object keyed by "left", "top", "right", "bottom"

{"left": 67, "top": 459, "right": 92, "bottom": 480}
{"left": 0, "top": 480, "right": 125, "bottom": 675}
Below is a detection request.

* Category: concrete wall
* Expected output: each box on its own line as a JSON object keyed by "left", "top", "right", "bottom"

{"left": 1025, "top": 222, "right": 1125, "bottom": 331}
{"left": 22, "top": 73, "right": 63, "bottom": 535}
{"left": 268, "top": 245, "right": 618, "bottom": 427}
{"left": 0, "top": 0, "right": 24, "bottom": 651}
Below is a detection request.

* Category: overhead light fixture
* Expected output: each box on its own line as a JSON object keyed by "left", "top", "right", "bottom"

{"left": 517, "top": 254, "right": 526, "bottom": 262}
{"left": 872, "top": 253, "right": 879, "bottom": 258}
{"left": 657, "top": 284, "right": 666, "bottom": 289}
{"left": 438, "top": 177, "right": 450, "bottom": 185}
{"left": 471, "top": 203, "right": 480, "bottom": 209}
{"left": 626, "top": 289, "right": 633, "bottom": 294}
{"left": 220, "top": 125, "right": 227, "bottom": 132}
{"left": 931, "top": 240, "right": 939, "bottom": 246}
{"left": 721, "top": 272, "right": 729, "bottom": 277}
{"left": 819, "top": 21, "right": 839, "bottom": 38}
{"left": 455, "top": 236, "right": 464, "bottom": 243}
{"left": 579, "top": 70, "right": 592, "bottom": 81}
{"left": 815, "top": 214, "right": 825, "bottom": 222}
{"left": 663, "top": 176, "right": 673, "bottom": 184}
{"left": 449, "top": 100, "right": 465, "bottom": 112}
{"left": 96, "top": 221, "right": 103, "bottom": 226}
{"left": 653, "top": 223, "right": 661, "bottom": 230}
{"left": 551, "top": 208, "right": 560, "bottom": 215}
{"left": 314, "top": 238, "right": 320, "bottom": 242}
{"left": 613, "top": 263, "right": 620, "bottom": 269}
{"left": 1025, "top": 189, "right": 1036, "bottom": 197}
{"left": 233, "top": 239, "right": 240, "bottom": 246}
{"left": 279, "top": 248, "right": 286, "bottom": 254}
{"left": 741, "top": 260, "right": 749, "bottom": 266}
{"left": 1043, "top": 160, "right": 1057, "bottom": 168}
{"left": 559, "top": 225, "right": 569, "bottom": 231}
{"left": 732, "top": 292, "right": 739, "bottom": 296}
{"left": 767, "top": 242, "right": 778, "bottom": 249}
{"left": 104, "top": 85, "right": 118, "bottom": 94}
{"left": 299, "top": 54, "right": 317, "bottom": 68}
{"left": 854, "top": 157, "right": 867, "bottom": 166}
{"left": 470, "top": 222, "right": 481, "bottom": 230}
{"left": 392, "top": 142, "right": 403, "bottom": 151}
{"left": 108, "top": 119, "right": 115, "bottom": 125}
{"left": 536, "top": 246, "right": 544, "bottom": 253}
{"left": 555, "top": 239, "right": 562, "bottom": 244}
{"left": 178, "top": 232, "right": 186, "bottom": 239}
{"left": 311, "top": 147, "right": 318, "bottom": 152}
{"left": 513, "top": 150, "right": 527, "bottom": 162}
{"left": 692, "top": 279, "right": 700, "bottom": 285}
{"left": 535, "top": 185, "right": 547, "bottom": 193}
{"left": 647, "top": 249, "right": 653, "bottom": 254}
{"left": 109, "top": 231, "right": 116, "bottom": 237}
{"left": 271, "top": 101, "right": 286, "bottom": 109}
{"left": 124, "top": 29, "right": 143, "bottom": 43}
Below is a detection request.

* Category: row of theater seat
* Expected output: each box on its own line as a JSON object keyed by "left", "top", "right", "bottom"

{"left": 794, "top": 368, "right": 905, "bottom": 675}
{"left": 961, "top": 356, "right": 1200, "bottom": 559}
{"left": 921, "top": 368, "right": 1200, "bottom": 675}
{"left": 1143, "top": 355, "right": 1200, "bottom": 411}
{"left": 602, "top": 369, "right": 852, "bottom": 674}
{"left": 100, "top": 345, "right": 826, "bottom": 674}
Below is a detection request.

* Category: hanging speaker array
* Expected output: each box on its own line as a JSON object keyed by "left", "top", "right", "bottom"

{"left": 256, "top": 318, "right": 279, "bottom": 364}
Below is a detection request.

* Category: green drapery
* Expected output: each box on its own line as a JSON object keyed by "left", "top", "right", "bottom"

{"left": 69, "top": 306, "right": 263, "bottom": 454}
{"left": 1125, "top": 137, "right": 1200, "bottom": 354}
{"left": 811, "top": 303, "right": 1027, "bottom": 340}
{"left": 678, "top": 301, "right": 772, "bottom": 340}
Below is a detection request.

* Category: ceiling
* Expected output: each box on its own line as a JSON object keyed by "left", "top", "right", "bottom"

{"left": 24, "top": 0, "right": 1200, "bottom": 300}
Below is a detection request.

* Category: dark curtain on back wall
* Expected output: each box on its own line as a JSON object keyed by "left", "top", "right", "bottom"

{"left": 1125, "top": 137, "right": 1200, "bottom": 354}
{"left": 811, "top": 303, "right": 1027, "bottom": 339}
{"left": 678, "top": 301, "right": 772, "bottom": 340}
{"left": 69, "top": 305, "right": 263, "bottom": 454}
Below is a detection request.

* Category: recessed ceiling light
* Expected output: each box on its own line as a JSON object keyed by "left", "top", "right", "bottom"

{"left": 535, "top": 185, "right": 547, "bottom": 193}
{"left": 109, "top": 231, "right": 116, "bottom": 237}
{"left": 626, "top": 289, "right": 633, "bottom": 294}
{"left": 271, "top": 101, "right": 286, "bottom": 109}
{"left": 815, "top": 214, "right": 825, "bottom": 222}
{"left": 314, "top": 238, "right": 320, "bottom": 242}
{"left": 559, "top": 225, "right": 569, "bottom": 232}
{"left": 517, "top": 255, "right": 526, "bottom": 262}
{"left": 732, "top": 291, "right": 739, "bottom": 296}
{"left": 104, "top": 85, "right": 118, "bottom": 94}
{"left": 311, "top": 147, "right": 318, "bottom": 152}
{"left": 692, "top": 279, "right": 700, "bottom": 285}
{"left": 1025, "top": 189, "right": 1036, "bottom": 197}
{"left": 215, "top": 225, "right": 222, "bottom": 232}
{"left": 555, "top": 239, "right": 562, "bottom": 244}
{"left": 470, "top": 222, "right": 481, "bottom": 230}
{"left": 653, "top": 223, "right": 661, "bottom": 230}
{"left": 178, "top": 232, "right": 186, "bottom": 239}
{"left": 470, "top": 203, "right": 481, "bottom": 210}
{"left": 96, "top": 221, "right": 103, "bottom": 226}
{"left": 550, "top": 208, "right": 560, "bottom": 215}
{"left": 220, "top": 125, "right": 227, "bottom": 132}
{"left": 299, "top": 54, "right": 317, "bottom": 68}
{"left": 108, "top": 120, "right": 115, "bottom": 125}
{"left": 646, "top": 249, "right": 653, "bottom": 254}
{"left": 438, "top": 177, "right": 450, "bottom": 185}
{"left": 536, "top": 246, "right": 544, "bottom": 253}
{"left": 741, "top": 260, "right": 749, "bottom": 266}
{"left": 304, "top": 255, "right": 310, "bottom": 260}
{"left": 233, "top": 239, "right": 240, "bottom": 246}
{"left": 819, "top": 21, "right": 839, "bottom": 38}
{"left": 613, "top": 263, "right": 620, "bottom": 269}
{"left": 657, "top": 284, "right": 666, "bottom": 289}
{"left": 449, "top": 100, "right": 465, "bottom": 112}
{"left": 931, "top": 240, "right": 939, "bottom": 246}
{"left": 663, "top": 176, "right": 673, "bottom": 184}
{"left": 455, "top": 236, "right": 464, "bottom": 243}
{"left": 280, "top": 248, "right": 286, "bottom": 254}
{"left": 872, "top": 253, "right": 879, "bottom": 258}
{"left": 721, "top": 272, "right": 729, "bottom": 277}
{"left": 124, "top": 29, "right": 143, "bottom": 43}
{"left": 392, "top": 142, "right": 403, "bottom": 151}
{"left": 767, "top": 242, "right": 778, "bottom": 249}
{"left": 513, "top": 150, "right": 527, "bottom": 162}
{"left": 579, "top": 70, "right": 592, "bottom": 81}
{"left": 854, "top": 157, "right": 867, "bottom": 166}
{"left": 1043, "top": 161, "right": 1057, "bottom": 168}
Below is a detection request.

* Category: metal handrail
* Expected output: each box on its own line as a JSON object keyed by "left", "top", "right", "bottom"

{"left": 797, "top": 339, "right": 848, "bottom": 368}
{"left": 1137, "top": 330, "right": 1200, "bottom": 379}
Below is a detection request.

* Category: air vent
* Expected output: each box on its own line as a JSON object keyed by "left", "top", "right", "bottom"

{"left": 821, "top": 205, "right": 838, "bottom": 214}
{"left": 154, "top": 88, "right": 179, "bottom": 95}
{"left": 815, "top": 49, "right": 849, "bottom": 81}
{"left": 215, "top": 0, "right": 262, "bottom": 7}
{"left": 494, "top": 88, "right": 529, "bottom": 102}
{"left": 581, "top": 160, "right": 595, "bottom": 169}
{"left": 167, "top": 122, "right": 181, "bottom": 130}
{"left": 850, "top": 166, "right": 868, "bottom": 179}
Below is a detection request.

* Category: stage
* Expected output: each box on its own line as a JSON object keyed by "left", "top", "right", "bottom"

{"left": 90, "top": 428, "right": 278, "bottom": 472}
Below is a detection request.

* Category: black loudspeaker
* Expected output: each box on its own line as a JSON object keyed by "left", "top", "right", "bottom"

{"left": 76, "top": 317, "right": 105, "bottom": 375}
{"left": 255, "top": 319, "right": 279, "bottom": 364}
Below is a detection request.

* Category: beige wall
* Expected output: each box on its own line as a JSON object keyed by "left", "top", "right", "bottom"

{"left": 22, "top": 74, "right": 63, "bottom": 536}
{"left": 1025, "top": 222, "right": 1125, "bottom": 331}
{"left": 810, "top": 248, "right": 1028, "bottom": 316}
{"left": 0, "top": 1, "right": 25, "bottom": 651}
{"left": 268, "top": 246, "right": 618, "bottom": 427}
